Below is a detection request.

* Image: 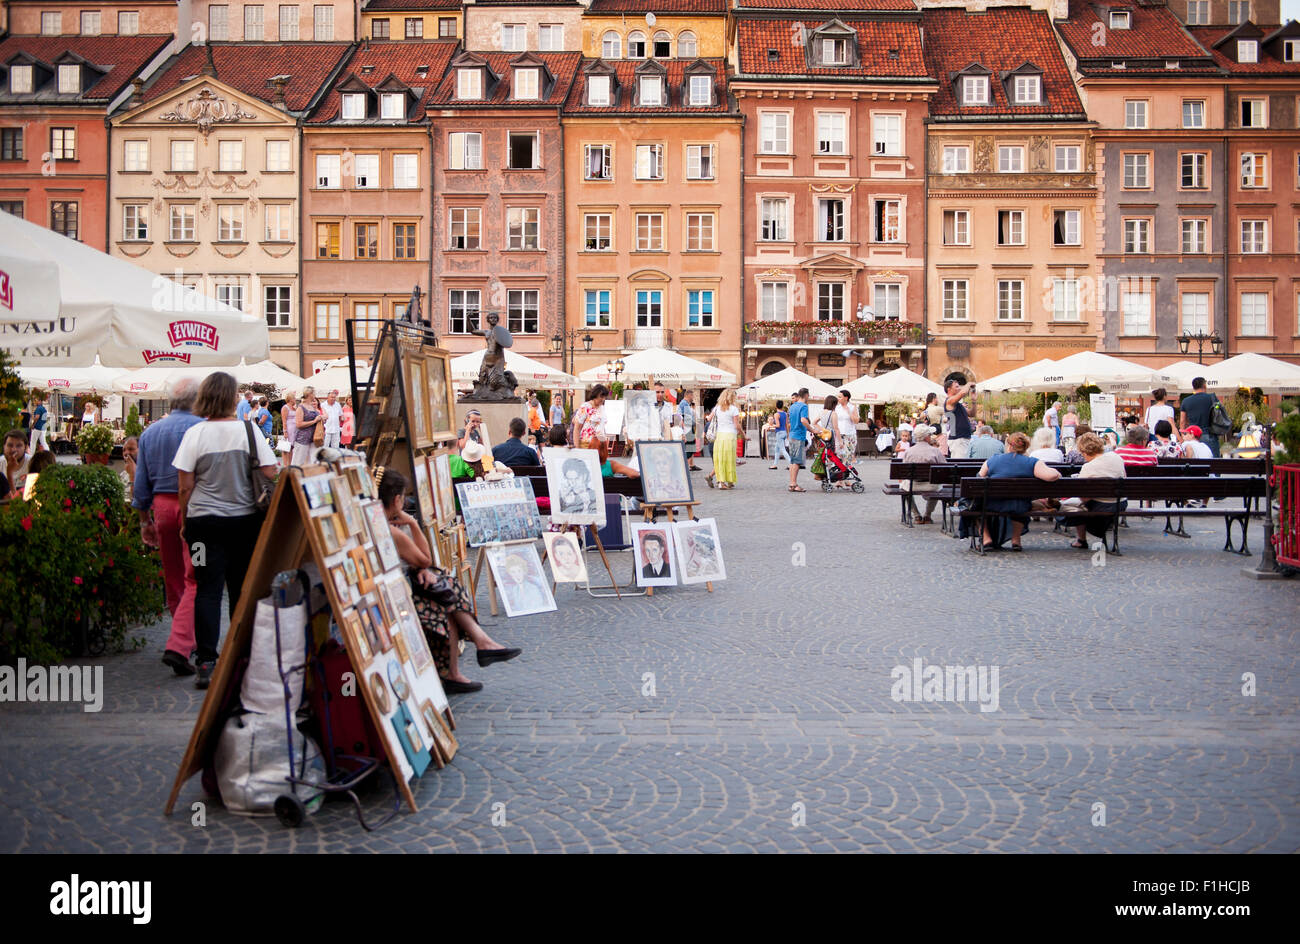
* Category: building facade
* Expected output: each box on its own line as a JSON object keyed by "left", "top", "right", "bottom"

{"left": 464, "top": 1, "right": 583, "bottom": 53}
{"left": 732, "top": 11, "right": 935, "bottom": 386}
{"left": 923, "top": 6, "right": 1097, "bottom": 386}
{"left": 188, "top": 1, "right": 363, "bottom": 42}
{"left": 580, "top": 0, "right": 730, "bottom": 61}
{"left": 361, "top": 0, "right": 461, "bottom": 43}
{"left": 5, "top": 1, "right": 181, "bottom": 37}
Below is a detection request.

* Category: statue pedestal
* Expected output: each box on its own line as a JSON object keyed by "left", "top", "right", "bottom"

{"left": 460, "top": 398, "right": 526, "bottom": 459}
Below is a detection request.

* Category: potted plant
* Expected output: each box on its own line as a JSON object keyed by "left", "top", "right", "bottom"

{"left": 124, "top": 404, "right": 143, "bottom": 439}
{"left": 76, "top": 423, "right": 115, "bottom": 465}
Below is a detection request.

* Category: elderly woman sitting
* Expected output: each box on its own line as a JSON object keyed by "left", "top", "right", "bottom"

{"left": 976, "top": 431, "right": 1062, "bottom": 551}
{"left": 1061, "top": 431, "right": 1126, "bottom": 549}
{"left": 904, "top": 425, "right": 946, "bottom": 524}
{"left": 1028, "top": 427, "right": 1065, "bottom": 462}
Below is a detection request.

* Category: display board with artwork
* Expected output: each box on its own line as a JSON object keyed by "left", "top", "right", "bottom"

{"left": 544, "top": 447, "right": 606, "bottom": 528}
{"left": 456, "top": 478, "right": 542, "bottom": 546}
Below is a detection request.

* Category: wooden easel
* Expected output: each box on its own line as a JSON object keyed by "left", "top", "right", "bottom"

{"left": 641, "top": 501, "right": 713, "bottom": 595}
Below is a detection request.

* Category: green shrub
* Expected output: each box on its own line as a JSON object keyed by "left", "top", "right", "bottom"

{"left": 610, "top": 381, "right": 624, "bottom": 400}
{"left": 536, "top": 390, "right": 552, "bottom": 417}
{"left": 0, "top": 464, "right": 163, "bottom": 662}
{"left": 124, "top": 405, "right": 143, "bottom": 439}
{"left": 76, "top": 423, "right": 115, "bottom": 456}
{"left": 0, "top": 350, "right": 24, "bottom": 432}
{"left": 1274, "top": 411, "right": 1300, "bottom": 463}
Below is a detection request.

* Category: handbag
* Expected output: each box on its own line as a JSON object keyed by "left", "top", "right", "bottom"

{"left": 312, "top": 411, "right": 325, "bottom": 445}
{"left": 1208, "top": 399, "right": 1233, "bottom": 437}
{"left": 410, "top": 568, "right": 460, "bottom": 608}
{"left": 705, "top": 414, "right": 718, "bottom": 443}
{"left": 244, "top": 421, "right": 276, "bottom": 513}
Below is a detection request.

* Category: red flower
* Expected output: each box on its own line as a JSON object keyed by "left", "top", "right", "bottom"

{"left": 21, "top": 516, "right": 32, "bottom": 531}
{"left": 107, "top": 558, "right": 114, "bottom": 567}
{"left": 67, "top": 479, "right": 75, "bottom": 489}
{"left": 64, "top": 498, "right": 72, "bottom": 509}
{"left": 73, "top": 576, "right": 83, "bottom": 585}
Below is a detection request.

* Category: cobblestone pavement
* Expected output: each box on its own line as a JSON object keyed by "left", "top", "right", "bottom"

{"left": 3, "top": 458, "right": 1298, "bottom": 853}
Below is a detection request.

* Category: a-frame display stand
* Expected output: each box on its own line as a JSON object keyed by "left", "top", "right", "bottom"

{"left": 641, "top": 501, "right": 713, "bottom": 595}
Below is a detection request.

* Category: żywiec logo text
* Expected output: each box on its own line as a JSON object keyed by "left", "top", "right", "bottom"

{"left": 0, "top": 659, "right": 104, "bottom": 712}
{"left": 0, "top": 269, "right": 12, "bottom": 310}
{"left": 50, "top": 875, "right": 151, "bottom": 925}
{"left": 141, "top": 350, "right": 193, "bottom": 364}
{"left": 890, "top": 658, "right": 1000, "bottom": 713}
{"left": 167, "top": 319, "right": 220, "bottom": 351}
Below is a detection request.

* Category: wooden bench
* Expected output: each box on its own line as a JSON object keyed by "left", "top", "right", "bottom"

{"left": 956, "top": 475, "right": 1266, "bottom": 556}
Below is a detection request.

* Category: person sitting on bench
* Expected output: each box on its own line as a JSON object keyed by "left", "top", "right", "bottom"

{"left": 1060, "top": 432, "right": 1126, "bottom": 550}
{"left": 976, "top": 431, "right": 1061, "bottom": 552}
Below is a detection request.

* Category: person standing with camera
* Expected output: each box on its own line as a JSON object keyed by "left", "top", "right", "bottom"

{"left": 944, "top": 379, "right": 976, "bottom": 459}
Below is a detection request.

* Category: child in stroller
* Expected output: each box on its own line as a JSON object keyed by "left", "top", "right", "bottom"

{"left": 809, "top": 434, "right": 865, "bottom": 493}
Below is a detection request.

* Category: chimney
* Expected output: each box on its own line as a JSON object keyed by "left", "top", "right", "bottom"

{"left": 272, "top": 76, "right": 288, "bottom": 108}
{"left": 201, "top": 43, "right": 217, "bottom": 78}
{"left": 130, "top": 78, "right": 145, "bottom": 107}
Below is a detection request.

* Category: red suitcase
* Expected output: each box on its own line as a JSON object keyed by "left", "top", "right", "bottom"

{"left": 309, "top": 639, "right": 383, "bottom": 774}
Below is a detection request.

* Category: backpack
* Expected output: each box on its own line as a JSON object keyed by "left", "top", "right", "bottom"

{"left": 1208, "top": 398, "right": 1233, "bottom": 437}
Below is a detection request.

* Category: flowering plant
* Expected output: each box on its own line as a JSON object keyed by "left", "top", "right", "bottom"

{"left": 76, "top": 422, "right": 115, "bottom": 456}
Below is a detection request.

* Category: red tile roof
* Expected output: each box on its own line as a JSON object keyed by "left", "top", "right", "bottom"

{"left": 735, "top": 19, "right": 928, "bottom": 79}
{"left": 141, "top": 42, "right": 354, "bottom": 112}
{"left": 563, "top": 58, "right": 733, "bottom": 114}
{"left": 310, "top": 40, "right": 459, "bottom": 122}
{"left": 364, "top": 0, "right": 460, "bottom": 10}
{"left": 1189, "top": 25, "right": 1300, "bottom": 74}
{"left": 736, "top": 0, "right": 915, "bottom": 9}
{"left": 1058, "top": 0, "right": 1214, "bottom": 71}
{"left": 0, "top": 34, "right": 171, "bottom": 103}
{"left": 922, "top": 8, "right": 1085, "bottom": 118}
{"left": 586, "top": 0, "right": 727, "bottom": 12}
{"left": 428, "top": 51, "right": 583, "bottom": 107}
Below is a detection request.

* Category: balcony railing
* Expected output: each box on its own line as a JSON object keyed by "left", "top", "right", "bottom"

{"left": 744, "top": 321, "right": 924, "bottom": 347}
{"left": 623, "top": 327, "right": 674, "bottom": 350}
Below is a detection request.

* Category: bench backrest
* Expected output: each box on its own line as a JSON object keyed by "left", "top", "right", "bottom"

{"left": 525, "top": 475, "right": 644, "bottom": 499}
{"left": 958, "top": 475, "right": 1264, "bottom": 501}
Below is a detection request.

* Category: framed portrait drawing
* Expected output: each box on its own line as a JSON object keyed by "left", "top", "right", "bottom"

{"left": 543, "top": 530, "right": 588, "bottom": 584}
{"left": 631, "top": 522, "right": 677, "bottom": 587}
{"left": 425, "top": 526, "right": 445, "bottom": 570}
{"left": 329, "top": 474, "right": 353, "bottom": 511}
{"left": 406, "top": 613, "right": 434, "bottom": 675}
{"left": 403, "top": 355, "right": 433, "bottom": 449}
{"left": 544, "top": 447, "right": 606, "bottom": 528}
{"left": 341, "top": 609, "right": 371, "bottom": 664}
{"left": 414, "top": 458, "right": 435, "bottom": 525}
{"left": 623, "top": 389, "right": 661, "bottom": 442}
{"left": 431, "top": 449, "right": 456, "bottom": 524}
{"left": 329, "top": 565, "right": 352, "bottom": 605}
{"left": 360, "top": 499, "right": 402, "bottom": 573}
{"left": 349, "top": 546, "right": 375, "bottom": 594}
{"left": 420, "top": 699, "right": 457, "bottom": 766}
{"left": 485, "top": 543, "right": 556, "bottom": 617}
{"left": 636, "top": 441, "right": 694, "bottom": 506}
{"left": 425, "top": 350, "right": 455, "bottom": 443}
{"left": 672, "top": 518, "right": 726, "bottom": 584}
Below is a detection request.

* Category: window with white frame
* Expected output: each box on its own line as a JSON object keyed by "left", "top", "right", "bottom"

{"left": 507, "top": 290, "right": 539, "bottom": 334}
{"left": 1182, "top": 100, "right": 1205, "bottom": 128}
{"left": 1053, "top": 279, "right": 1080, "bottom": 321}
{"left": 313, "top": 5, "right": 333, "bottom": 40}
{"left": 1181, "top": 218, "right": 1207, "bottom": 253}
{"left": 872, "top": 114, "right": 901, "bottom": 155}
{"left": 354, "top": 223, "right": 377, "bottom": 258}
{"left": 821, "top": 38, "right": 847, "bottom": 66}
{"left": 687, "top": 290, "right": 714, "bottom": 328}
{"left": 689, "top": 75, "right": 712, "bottom": 107}
{"left": 678, "top": 31, "right": 698, "bottom": 58}
{"left": 50, "top": 201, "right": 77, "bottom": 238}
{"left": 817, "top": 283, "right": 845, "bottom": 321}
{"left": 686, "top": 144, "right": 714, "bottom": 180}
{"left": 353, "top": 303, "right": 380, "bottom": 341}
{"left": 507, "top": 207, "right": 540, "bottom": 250}
{"left": 1123, "top": 152, "right": 1150, "bottom": 188}
{"left": 998, "top": 145, "right": 1024, "bottom": 173}
{"left": 501, "top": 24, "right": 525, "bottom": 52}
{"left": 1123, "top": 218, "right": 1151, "bottom": 253}
{"left": 438, "top": 17, "right": 456, "bottom": 38}
{"left": 392, "top": 153, "right": 417, "bottom": 189}
{"left": 381, "top": 93, "right": 404, "bottom": 119}
{"left": 1012, "top": 75, "right": 1041, "bottom": 104}
{"left": 41, "top": 12, "right": 61, "bottom": 35}
{"left": 817, "top": 112, "right": 846, "bottom": 155}
{"left": 1055, "top": 145, "right": 1081, "bottom": 172}
{"left": 636, "top": 290, "right": 662, "bottom": 326}
{"left": 457, "top": 69, "right": 482, "bottom": 100}
{"left": 1185, "top": 1, "right": 1209, "bottom": 26}
{"left": 817, "top": 198, "right": 845, "bottom": 241}
{"left": 635, "top": 144, "right": 664, "bottom": 180}
{"left": 962, "top": 76, "right": 988, "bottom": 105}
{"left": 761, "top": 282, "right": 788, "bottom": 321}
{"left": 1240, "top": 219, "right": 1268, "bottom": 253}
{"left": 217, "top": 205, "right": 244, "bottom": 241}
{"left": 1110, "top": 10, "right": 1131, "bottom": 28}
{"left": 587, "top": 75, "right": 611, "bottom": 107}
{"left": 873, "top": 199, "right": 900, "bottom": 242}
{"left": 1053, "top": 209, "right": 1080, "bottom": 246}
{"left": 873, "top": 283, "right": 902, "bottom": 320}
{"left": 449, "top": 132, "right": 482, "bottom": 170}
{"left": 584, "top": 213, "right": 612, "bottom": 251}
{"left": 122, "top": 204, "right": 149, "bottom": 241}
{"left": 405, "top": 17, "right": 422, "bottom": 38}
{"left": 638, "top": 75, "right": 663, "bottom": 106}
{"left": 265, "top": 204, "right": 292, "bottom": 241}
{"left": 686, "top": 213, "right": 714, "bottom": 251}
{"left": 9, "top": 65, "right": 33, "bottom": 93}
{"left": 262, "top": 140, "right": 289, "bottom": 172}
{"left": 759, "top": 112, "right": 789, "bottom": 154}
{"left": 57, "top": 64, "right": 80, "bottom": 94}
{"left": 942, "top": 146, "right": 970, "bottom": 173}
{"left": 1122, "top": 289, "right": 1152, "bottom": 334}
{"left": 538, "top": 25, "right": 563, "bottom": 51}
{"left": 1124, "top": 100, "right": 1148, "bottom": 129}
{"left": 1284, "top": 39, "right": 1299, "bottom": 62}
{"left": 1181, "top": 151, "right": 1206, "bottom": 188}
{"left": 585, "top": 144, "right": 611, "bottom": 180}
{"left": 997, "top": 209, "right": 1025, "bottom": 245}
{"left": 1240, "top": 152, "right": 1267, "bottom": 188}
{"left": 123, "top": 140, "right": 149, "bottom": 171}
{"left": 81, "top": 11, "right": 101, "bottom": 35}
{"left": 315, "top": 153, "right": 340, "bottom": 188}
{"left": 628, "top": 31, "right": 647, "bottom": 59}
{"left": 316, "top": 222, "right": 339, "bottom": 257}
{"left": 601, "top": 31, "right": 621, "bottom": 58}
{"left": 50, "top": 127, "right": 75, "bottom": 159}
{"left": 0, "top": 129, "right": 22, "bottom": 161}
{"left": 1240, "top": 98, "right": 1266, "bottom": 128}
{"left": 313, "top": 302, "right": 340, "bottom": 340}
{"left": 514, "top": 69, "right": 540, "bottom": 101}
{"left": 265, "top": 286, "right": 291, "bottom": 328}
{"left": 1237, "top": 40, "right": 1258, "bottom": 63}
{"left": 171, "top": 140, "right": 196, "bottom": 172}
{"left": 217, "top": 140, "right": 244, "bottom": 172}
{"left": 209, "top": 6, "right": 228, "bottom": 40}
{"left": 121, "top": 11, "right": 141, "bottom": 34}
{"left": 507, "top": 132, "right": 538, "bottom": 169}
{"left": 216, "top": 283, "right": 244, "bottom": 312}
{"left": 449, "top": 207, "right": 481, "bottom": 249}
{"left": 997, "top": 280, "right": 1024, "bottom": 320}
{"left": 761, "top": 197, "right": 789, "bottom": 241}
{"left": 942, "top": 280, "right": 969, "bottom": 320}
{"left": 1240, "top": 292, "right": 1268, "bottom": 335}
{"left": 353, "top": 153, "right": 378, "bottom": 188}
{"left": 584, "top": 289, "right": 611, "bottom": 327}
{"left": 449, "top": 290, "right": 481, "bottom": 334}
{"left": 942, "top": 209, "right": 970, "bottom": 246}
{"left": 390, "top": 222, "right": 414, "bottom": 260}
{"left": 279, "top": 5, "right": 299, "bottom": 40}
{"left": 1228, "top": 1, "right": 1251, "bottom": 23}
{"left": 635, "top": 213, "right": 664, "bottom": 251}
{"left": 169, "top": 205, "right": 195, "bottom": 241}
{"left": 244, "top": 6, "right": 264, "bottom": 40}
{"left": 1181, "top": 292, "right": 1210, "bottom": 334}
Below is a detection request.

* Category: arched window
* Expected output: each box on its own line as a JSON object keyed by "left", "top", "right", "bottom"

{"left": 653, "top": 30, "right": 671, "bottom": 57}
{"left": 627, "top": 30, "right": 646, "bottom": 58}
{"left": 677, "top": 30, "right": 698, "bottom": 58}
{"left": 601, "top": 30, "right": 621, "bottom": 59}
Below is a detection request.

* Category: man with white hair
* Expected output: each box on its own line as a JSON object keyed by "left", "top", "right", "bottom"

{"left": 322, "top": 389, "right": 343, "bottom": 449}
{"left": 133, "top": 377, "right": 204, "bottom": 676}
{"left": 1045, "top": 400, "right": 1062, "bottom": 447}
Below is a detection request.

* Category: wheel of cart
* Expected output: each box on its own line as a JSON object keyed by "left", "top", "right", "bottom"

{"left": 821, "top": 480, "right": 834, "bottom": 492}
{"left": 851, "top": 481, "right": 865, "bottom": 494}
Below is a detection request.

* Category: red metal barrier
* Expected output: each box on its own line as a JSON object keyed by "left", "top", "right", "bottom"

{"left": 1273, "top": 464, "right": 1300, "bottom": 569}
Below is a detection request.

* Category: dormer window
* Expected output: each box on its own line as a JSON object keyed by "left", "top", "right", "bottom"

{"left": 587, "top": 74, "right": 611, "bottom": 107}
{"left": 628, "top": 31, "right": 646, "bottom": 59}
{"left": 638, "top": 75, "right": 663, "bottom": 107}
{"left": 1237, "top": 40, "right": 1258, "bottom": 63}
{"left": 457, "top": 69, "right": 482, "bottom": 101}
{"left": 822, "top": 39, "right": 847, "bottom": 66}
{"left": 9, "top": 65, "right": 33, "bottom": 94}
{"left": 688, "top": 74, "right": 712, "bottom": 107}
{"left": 381, "top": 93, "right": 404, "bottom": 119}
{"left": 1110, "top": 10, "right": 1131, "bottom": 29}
{"left": 1012, "top": 75, "right": 1041, "bottom": 104}
{"left": 57, "top": 64, "right": 80, "bottom": 95}
{"left": 1285, "top": 40, "right": 1298, "bottom": 62}
{"left": 962, "top": 76, "right": 989, "bottom": 105}
{"left": 514, "top": 68, "right": 539, "bottom": 101}
{"left": 341, "top": 93, "right": 365, "bottom": 120}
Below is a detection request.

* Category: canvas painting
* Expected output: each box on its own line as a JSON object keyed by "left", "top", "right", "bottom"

{"left": 631, "top": 522, "right": 677, "bottom": 587}
{"left": 431, "top": 450, "right": 456, "bottom": 523}
{"left": 486, "top": 543, "right": 557, "bottom": 617}
{"left": 623, "top": 389, "right": 661, "bottom": 442}
{"left": 544, "top": 447, "right": 606, "bottom": 528}
{"left": 426, "top": 351, "right": 455, "bottom": 443}
{"left": 456, "top": 479, "right": 542, "bottom": 547}
{"left": 672, "top": 517, "right": 727, "bottom": 584}
{"left": 341, "top": 609, "right": 371, "bottom": 664}
{"left": 361, "top": 499, "right": 402, "bottom": 573}
{"left": 405, "top": 355, "right": 432, "bottom": 449}
{"left": 636, "top": 441, "right": 693, "bottom": 506}
{"left": 543, "top": 530, "right": 588, "bottom": 584}
{"left": 413, "top": 460, "right": 435, "bottom": 524}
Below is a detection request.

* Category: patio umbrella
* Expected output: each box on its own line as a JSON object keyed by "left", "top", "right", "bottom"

{"left": 1203, "top": 352, "right": 1300, "bottom": 395}
{"left": 975, "top": 358, "right": 1059, "bottom": 393}
{"left": 20, "top": 357, "right": 128, "bottom": 395}
{"left": 578, "top": 347, "right": 737, "bottom": 386}
{"left": 1015, "top": 351, "right": 1156, "bottom": 393}
{"left": 113, "top": 358, "right": 305, "bottom": 398}
{"left": 231, "top": 358, "right": 306, "bottom": 391}
{"left": 1148, "top": 360, "right": 1207, "bottom": 391}
{"left": 1, "top": 212, "right": 270, "bottom": 368}
{"left": 845, "top": 366, "right": 944, "bottom": 403}
{"left": 737, "top": 366, "right": 837, "bottom": 402}
{"left": 451, "top": 349, "right": 581, "bottom": 390}
{"left": 307, "top": 357, "right": 368, "bottom": 396}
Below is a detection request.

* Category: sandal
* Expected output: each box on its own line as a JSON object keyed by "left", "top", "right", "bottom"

{"left": 788, "top": 485, "right": 806, "bottom": 492}
{"left": 1010, "top": 544, "right": 1023, "bottom": 552}
{"left": 1069, "top": 540, "right": 1088, "bottom": 549}
{"left": 705, "top": 474, "right": 716, "bottom": 489}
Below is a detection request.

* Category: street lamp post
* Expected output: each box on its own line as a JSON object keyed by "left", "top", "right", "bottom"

{"left": 1177, "top": 330, "right": 1224, "bottom": 364}
{"left": 551, "top": 329, "right": 594, "bottom": 410}
{"left": 605, "top": 357, "right": 626, "bottom": 386}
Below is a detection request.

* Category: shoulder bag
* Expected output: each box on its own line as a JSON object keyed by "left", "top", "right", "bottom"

{"left": 244, "top": 421, "right": 276, "bottom": 513}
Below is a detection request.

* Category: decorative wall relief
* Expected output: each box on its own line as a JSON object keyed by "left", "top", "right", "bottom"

{"left": 157, "top": 88, "right": 257, "bottom": 137}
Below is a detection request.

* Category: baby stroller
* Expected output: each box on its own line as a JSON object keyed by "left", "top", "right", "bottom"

{"left": 810, "top": 435, "right": 865, "bottom": 493}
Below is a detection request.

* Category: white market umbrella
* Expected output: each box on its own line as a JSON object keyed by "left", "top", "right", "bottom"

{"left": 309, "top": 358, "right": 367, "bottom": 396}
{"left": 1148, "top": 360, "right": 1208, "bottom": 392}
{"left": 737, "top": 366, "right": 837, "bottom": 402}
{"left": 1203, "top": 352, "right": 1300, "bottom": 395}
{"left": 1, "top": 212, "right": 269, "bottom": 368}
{"left": 1016, "top": 351, "right": 1156, "bottom": 393}
{"left": 975, "top": 358, "right": 1060, "bottom": 393}
{"left": 114, "top": 358, "right": 305, "bottom": 398}
{"left": 451, "top": 348, "right": 581, "bottom": 390}
{"left": 845, "top": 366, "right": 944, "bottom": 403}
{"left": 19, "top": 357, "right": 128, "bottom": 395}
{"left": 231, "top": 358, "right": 305, "bottom": 391}
{"left": 578, "top": 347, "right": 737, "bottom": 386}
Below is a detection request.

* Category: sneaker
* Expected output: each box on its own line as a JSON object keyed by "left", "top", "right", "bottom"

{"left": 162, "top": 649, "right": 195, "bottom": 676}
{"left": 195, "top": 661, "right": 215, "bottom": 690}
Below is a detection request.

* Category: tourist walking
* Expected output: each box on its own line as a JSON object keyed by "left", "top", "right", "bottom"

{"left": 1178, "top": 378, "right": 1221, "bottom": 456}
{"left": 133, "top": 377, "right": 203, "bottom": 677}
{"left": 340, "top": 395, "right": 354, "bottom": 447}
{"left": 1144, "top": 389, "right": 1176, "bottom": 438}
{"left": 280, "top": 391, "right": 298, "bottom": 467}
{"left": 292, "top": 387, "right": 322, "bottom": 466}
{"left": 571, "top": 385, "right": 610, "bottom": 458}
{"left": 677, "top": 390, "right": 701, "bottom": 470}
{"left": 787, "top": 387, "right": 811, "bottom": 493}
{"left": 255, "top": 397, "right": 273, "bottom": 443}
{"left": 28, "top": 391, "right": 49, "bottom": 454}
{"left": 172, "top": 372, "right": 278, "bottom": 689}
{"left": 706, "top": 388, "right": 740, "bottom": 489}
{"left": 835, "top": 389, "right": 858, "bottom": 466}
{"left": 321, "top": 389, "right": 343, "bottom": 449}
